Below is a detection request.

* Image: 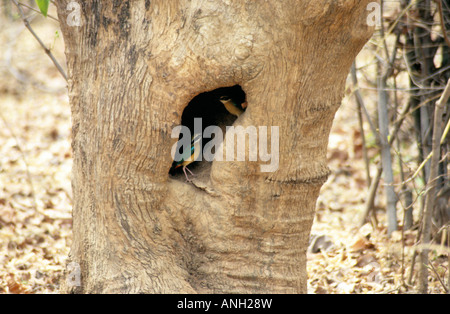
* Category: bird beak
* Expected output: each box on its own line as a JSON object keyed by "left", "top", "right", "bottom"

{"left": 241, "top": 102, "right": 248, "bottom": 109}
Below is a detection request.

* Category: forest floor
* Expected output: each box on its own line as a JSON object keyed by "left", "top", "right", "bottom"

{"left": 0, "top": 8, "right": 448, "bottom": 294}
{"left": 309, "top": 101, "right": 449, "bottom": 294}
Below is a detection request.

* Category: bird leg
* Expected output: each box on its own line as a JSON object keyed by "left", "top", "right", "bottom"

{"left": 183, "top": 165, "right": 195, "bottom": 182}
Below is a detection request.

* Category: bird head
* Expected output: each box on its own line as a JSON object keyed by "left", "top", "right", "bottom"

{"left": 219, "top": 95, "right": 247, "bottom": 117}
{"left": 219, "top": 95, "right": 232, "bottom": 104}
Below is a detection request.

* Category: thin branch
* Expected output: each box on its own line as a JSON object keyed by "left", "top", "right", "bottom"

{"left": 429, "top": 260, "right": 449, "bottom": 293}
{"left": 351, "top": 63, "right": 372, "bottom": 187}
{"left": 437, "top": 0, "right": 450, "bottom": 49}
{"left": 11, "top": 0, "right": 67, "bottom": 82}
{"left": 404, "top": 87, "right": 450, "bottom": 185}
{"left": 360, "top": 85, "right": 447, "bottom": 92}
{"left": 18, "top": 1, "right": 59, "bottom": 22}
{"left": 5, "top": 28, "right": 65, "bottom": 93}
{"left": 348, "top": 76, "right": 380, "bottom": 143}
{"left": 418, "top": 78, "right": 450, "bottom": 293}
{"left": 360, "top": 99, "right": 413, "bottom": 227}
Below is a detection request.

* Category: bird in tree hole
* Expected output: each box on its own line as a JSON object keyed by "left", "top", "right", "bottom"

{"left": 170, "top": 94, "right": 247, "bottom": 181}
{"left": 170, "top": 133, "right": 202, "bottom": 182}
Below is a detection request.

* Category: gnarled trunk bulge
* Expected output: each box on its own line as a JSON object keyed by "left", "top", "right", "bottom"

{"left": 56, "top": 0, "right": 376, "bottom": 293}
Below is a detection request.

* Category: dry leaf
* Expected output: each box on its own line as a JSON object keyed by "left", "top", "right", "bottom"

{"left": 7, "top": 275, "right": 29, "bottom": 294}
{"left": 355, "top": 254, "right": 377, "bottom": 268}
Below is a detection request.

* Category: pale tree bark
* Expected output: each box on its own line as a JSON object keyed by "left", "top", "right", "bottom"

{"left": 56, "top": 0, "right": 375, "bottom": 293}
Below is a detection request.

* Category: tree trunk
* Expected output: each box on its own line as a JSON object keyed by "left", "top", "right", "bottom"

{"left": 56, "top": 0, "right": 375, "bottom": 293}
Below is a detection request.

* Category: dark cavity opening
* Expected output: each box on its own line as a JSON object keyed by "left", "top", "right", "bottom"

{"left": 169, "top": 85, "right": 247, "bottom": 181}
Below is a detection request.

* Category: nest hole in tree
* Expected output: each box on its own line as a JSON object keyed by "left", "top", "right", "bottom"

{"left": 169, "top": 85, "right": 247, "bottom": 181}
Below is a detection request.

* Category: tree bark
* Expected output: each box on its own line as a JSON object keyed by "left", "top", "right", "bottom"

{"left": 56, "top": 0, "right": 375, "bottom": 293}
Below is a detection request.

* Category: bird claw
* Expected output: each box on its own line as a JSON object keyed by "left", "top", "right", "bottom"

{"left": 183, "top": 166, "right": 195, "bottom": 182}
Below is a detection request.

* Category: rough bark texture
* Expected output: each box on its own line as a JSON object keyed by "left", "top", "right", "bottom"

{"left": 56, "top": 0, "right": 375, "bottom": 293}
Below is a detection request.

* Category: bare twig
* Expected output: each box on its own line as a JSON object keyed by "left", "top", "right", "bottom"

{"left": 360, "top": 27, "right": 402, "bottom": 231}
{"left": 429, "top": 261, "right": 449, "bottom": 293}
{"left": 11, "top": 0, "right": 67, "bottom": 82}
{"left": 402, "top": 96, "right": 449, "bottom": 185}
{"left": 5, "top": 27, "right": 65, "bottom": 93}
{"left": 418, "top": 78, "right": 450, "bottom": 293}
{"left": 18, "top": 1, "right": 59, "bottom": 22}
{"left": 437, "top": 0, "right": 450, "bottom": 49}
{"left": 430, "top": 263, "right": 448, "bottom": 293}
{"left": 351, "top": 62, "right": 373, "bottom": 187}
{"left": 359, "top": 99, "right": 413, "bottom": 227}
